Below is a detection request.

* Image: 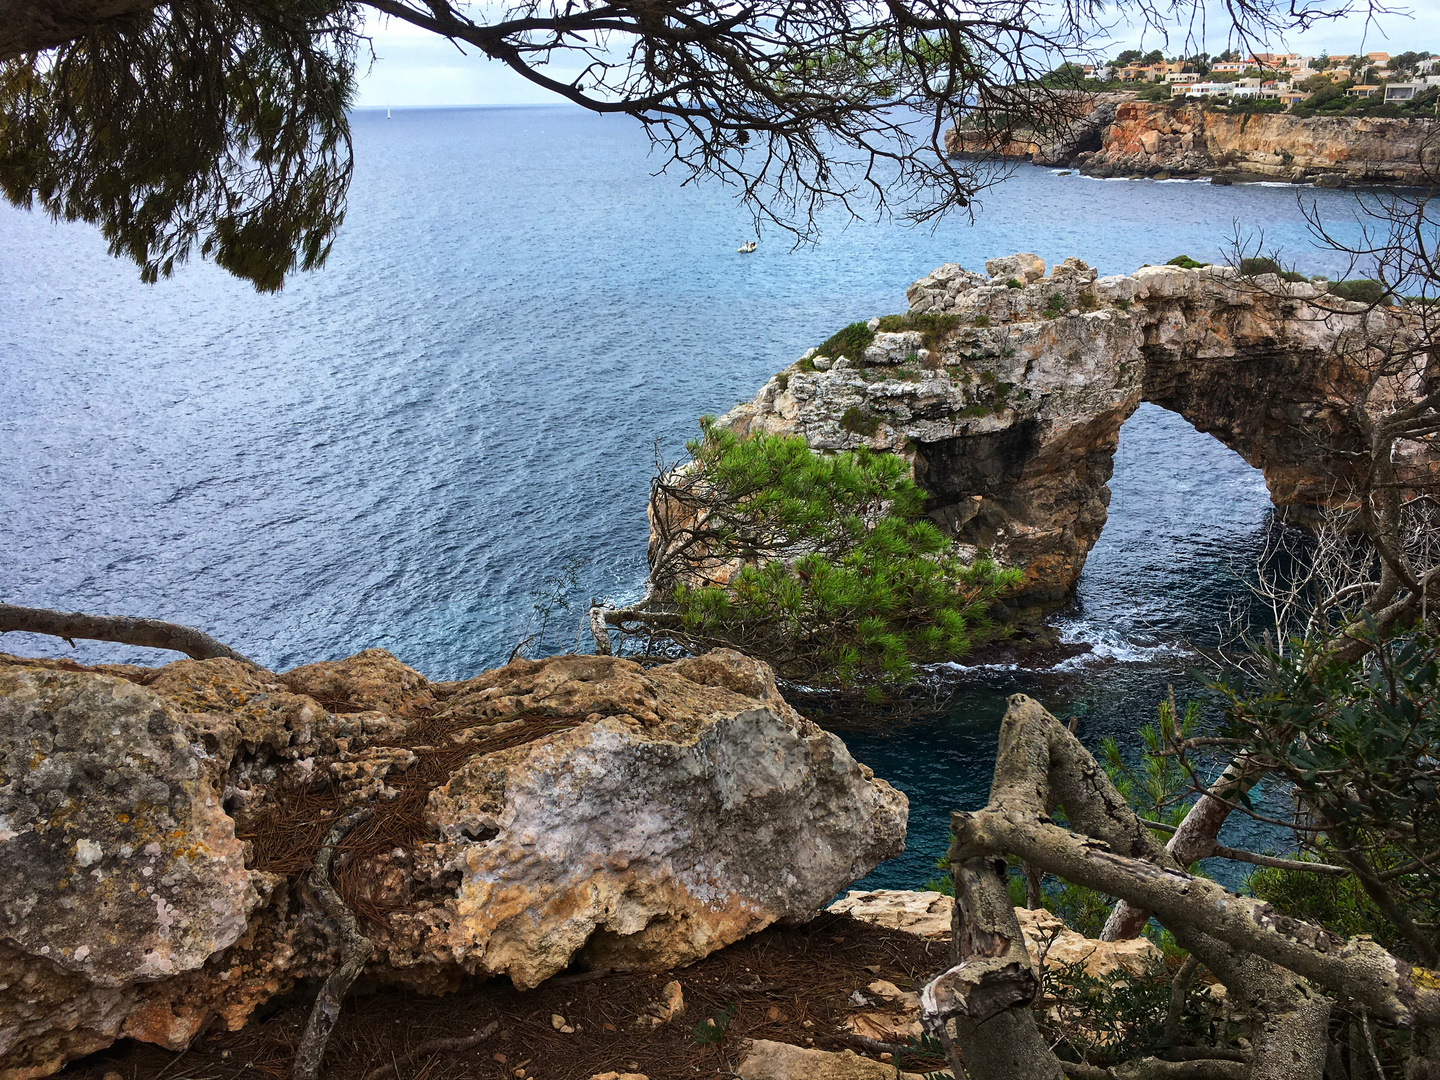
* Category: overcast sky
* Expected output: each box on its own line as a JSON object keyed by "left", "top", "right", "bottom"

{"left": 352, "top": 3, "right": 1440, "bottom": 108}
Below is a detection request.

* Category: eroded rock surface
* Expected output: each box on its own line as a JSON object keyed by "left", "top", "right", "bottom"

{"left": 0, "top": 649, "right": 906, "bottom": 1078}
{"left": 713, "top": 255, "right": 1435, "bottom": 605}
{"left": 947, "top": 96, "right": 1439, "bottom": 184}
{"left": 829, "top": 890, "right": 1162, "bottom": 980}
{"left": 1077, "top": 101, "right": 1440, "bottom": 183}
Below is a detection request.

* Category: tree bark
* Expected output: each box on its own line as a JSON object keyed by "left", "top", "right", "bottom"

{"left": 0, "top": 603, "right": 259, "bottom": 666}
{"left": 1103, "top": 758, "right": 1263, "bottom": 941}
{"left": 933, "top": 694, "right": 1440, "bottom": 1080}
{"left": 0, "top": 0, "right": 161, "bottom": 60}
{"left": 919, "top": 856, "right": 1065, "bottom": 1080}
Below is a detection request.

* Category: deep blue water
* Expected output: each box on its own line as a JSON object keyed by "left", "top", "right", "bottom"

{"left": 0, "top": 105, "right": 1369, "bottom": 888}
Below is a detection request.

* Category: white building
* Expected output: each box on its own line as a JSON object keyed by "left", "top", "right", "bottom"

{"left": 1385, "top": 75, "right": 1440, "bottom": 101}
{"left": 1180, "top": 81, "right": 1239, "bottom": 97}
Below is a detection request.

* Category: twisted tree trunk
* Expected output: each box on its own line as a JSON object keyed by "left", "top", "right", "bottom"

{"left": 0, "top": 603, "right": 258, "bottom": 666}
{"left": 921, "top": 694, "right": 1440, "bottom": 1080}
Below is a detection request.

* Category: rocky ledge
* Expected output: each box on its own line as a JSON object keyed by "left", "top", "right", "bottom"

{"left": 712, "top": 254, "right": 1434, "bottom": 607}
{"left": 0, "top": 648, "right": 906, "bottom": 1079}
{"left": 947, "top": 98, "right": 1439, "bottom": 184}
{"left": 1076, "top": 101, "right": 1439, "bottom": 184}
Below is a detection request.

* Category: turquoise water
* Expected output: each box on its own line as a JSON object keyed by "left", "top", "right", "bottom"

{"left": 0, "top": 105, "right": 1367, "bottom": 885}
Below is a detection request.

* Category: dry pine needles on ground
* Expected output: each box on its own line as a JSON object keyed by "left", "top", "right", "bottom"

{"left": 65, "top": 915, "right": 946, "bottom": 1080}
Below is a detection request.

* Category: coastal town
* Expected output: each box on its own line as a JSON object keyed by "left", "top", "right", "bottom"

{"left": 1076, "top": 48, "right": 1440, "bottom": 112}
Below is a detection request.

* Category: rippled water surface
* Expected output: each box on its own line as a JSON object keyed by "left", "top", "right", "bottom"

{"left": 0, "top": 106, "right": 1371, "bottom": 886}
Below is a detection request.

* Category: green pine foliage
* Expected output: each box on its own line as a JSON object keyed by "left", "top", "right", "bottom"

{"left": 669, "top": 420, "right": 1021, "bottom": 685}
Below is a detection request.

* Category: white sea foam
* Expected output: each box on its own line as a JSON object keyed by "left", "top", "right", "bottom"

{"left": 1050, "top": 619, "right": 1191, "bottom": 671}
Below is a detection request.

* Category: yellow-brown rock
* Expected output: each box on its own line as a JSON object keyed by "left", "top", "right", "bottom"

{"left": 1079, "top": 100, "right": 1438, "bottom": 182}
{"left": 0, "top": 649, "right": 906, "bottom": 1078}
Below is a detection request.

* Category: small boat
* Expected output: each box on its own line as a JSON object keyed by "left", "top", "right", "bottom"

{"left": 737, "top": 241, "right": 757, "bottom": 254}
{"left": 386, "top": 107, "right": 392, "bottom": 119}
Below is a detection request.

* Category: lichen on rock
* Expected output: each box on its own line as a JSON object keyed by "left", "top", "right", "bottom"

{"left": 0, "top": 648, "right": 906, "bottom": 1078}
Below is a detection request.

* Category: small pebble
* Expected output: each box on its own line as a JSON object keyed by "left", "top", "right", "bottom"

{"left": 550, "top": 1013, "right": 567, "bottom": 1031}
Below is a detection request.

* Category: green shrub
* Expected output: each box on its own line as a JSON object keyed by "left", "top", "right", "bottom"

{"left": 875, "top": 310, "right": 962, "bottom": 352}
{"left": 1006, "top": 277, "right": 1024, "bottom": 289}
{"left": 774, "top": 372, "right": 789, "bottom": 392}
{"left": 1167, "top": 254, "right": 1207, "bottom": 269}
{"left": 1044, "top": 293, "right": 1066, "bottom": 317}
{"left": 816, "top": 311, "right": 963, "bottom": 365}
{"left": 840, "top": 406, "right": 879, "bottom": 435}
{"left": 1114, "top": 298, "right": 1131, "bottom": 311}
{"left": 974, "top": 314, "right": 991, "bottom": 327}
{"left": 1239, "top": 256, "right": 1309, "bottom": 283}
{"left": 670, "top": 422, "right": 1022, "bottom": 685}
{"left": 818, "top": 321, "right": 875, "bottom": 362}
{"left": 1328, "top": 278, "right": 1390, "bottom": 305}
{"left": 797, "top": 356, "right": 816, "bottom": 372}
{"left": 1239, "top": 256, "right": 1284, "bottom": 276}
{"left": 1247, "top": 853, "right": 1393, "bottom": 946}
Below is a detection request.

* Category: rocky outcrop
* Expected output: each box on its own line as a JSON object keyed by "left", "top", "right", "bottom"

{"left": 0, "top": 649, "right": 906, "bottom": 1078}
{"left": 829, "top": 890, "right": 1163, "bottom": 979}
{"left": 943, "top": 93, "right": 1127, "bottom": 164}
{"left": 949, "top": 97, "right": 1438, "bottom": 183}
{"left": 712, "top": 255, "right": 1434, "bottom": 606}
{"left": 1078, "top": 101, "right": 1439, "bottom": 183}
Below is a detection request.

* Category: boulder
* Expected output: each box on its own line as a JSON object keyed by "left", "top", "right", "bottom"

{"left": 736, "top": 1039, "right": 937, "bottom": 1080}
{"left": 984, "top": 253, "right": 1046, "bottom": 283}
{"left": 1014, "top": 907, "right": 1162, "bottom": 980}
{"left": 0, "top": 649, "right": 906, "bottom": 1078}
{"left": 828, "top": 889, "right": 951, "bottom": 938}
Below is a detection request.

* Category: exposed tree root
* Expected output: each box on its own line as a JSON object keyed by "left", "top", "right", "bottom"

{"left": 0, "top": 603, "right": 258, "bottom": 665}
{"left": 293, "top": 807, "right": 376, "bottom": 1080}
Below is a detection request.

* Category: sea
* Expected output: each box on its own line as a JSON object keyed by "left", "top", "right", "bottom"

{"left": 0, "top": 105, "right": 1375, "bottom": 890}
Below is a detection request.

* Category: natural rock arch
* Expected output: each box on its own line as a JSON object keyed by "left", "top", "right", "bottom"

{"left": 709, "top": 254, "right": 1434, "bottom": 608}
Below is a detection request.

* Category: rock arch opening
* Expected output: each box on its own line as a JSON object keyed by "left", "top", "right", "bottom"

{"left": 713, "top": 254, "right": 1431, "bottom": 611}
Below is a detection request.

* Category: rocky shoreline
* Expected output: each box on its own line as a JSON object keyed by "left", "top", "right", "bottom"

{"left": 947, "top": 96, "right": 1439, "bottom": 185}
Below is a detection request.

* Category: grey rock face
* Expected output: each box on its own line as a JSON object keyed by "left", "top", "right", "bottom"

{"left": 0, "top": 649, "right": 905, "bottom": 1078}
{"left": 712, "top": 255, "right": 1431, "bottom": 608}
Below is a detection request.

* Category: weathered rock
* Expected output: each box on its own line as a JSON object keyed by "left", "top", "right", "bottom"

{"left": 1077, "top": 101, "right": 1440, "bottom": 184}
{"left": 828, "top": 889, "right": 952, "bottom": 938}
{"left": 832, "top": 890, "right": 1163, "bottom": 981}
{"left": 1014, "top": 907, "right": 1162, "bottom": 979}
{"left": 985, "top": 253, "right": 1046, "bottom": 284}
{"left": 0, "top": 649, "right": 906, "bottom": 1078}
{"left": 736, "top": 1038, "right": 937, "bottom": 1080}
{"left": 713, "top": 255, "right": 1435, "bottom": 606}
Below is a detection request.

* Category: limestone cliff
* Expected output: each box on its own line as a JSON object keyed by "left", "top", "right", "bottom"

{"left": 0, "top": 649, "right": 905, "bottom": 1078}
{"left": 1079, "top": 101, "right": 1439, "bottom": 183}
{"left": 711, "top": 255, "right": 1434, "bottom": 607}
{"left": 947, "top": 97, "right": 1439, "bottom": 184}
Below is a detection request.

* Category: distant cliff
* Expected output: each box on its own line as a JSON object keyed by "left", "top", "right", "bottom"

{"left": 947, "top": 98, "right": 1439, "bottom": 184}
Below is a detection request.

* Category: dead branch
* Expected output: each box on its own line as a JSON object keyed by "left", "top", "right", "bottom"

{"left": 924, "top": 695, "right": 1440, "bottom": 1080}
{"left": 0, "top": 603, "right": 259, "bottom": 666}
{"left": 293, "top": 807, "right": 376, "bottom": 1080}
